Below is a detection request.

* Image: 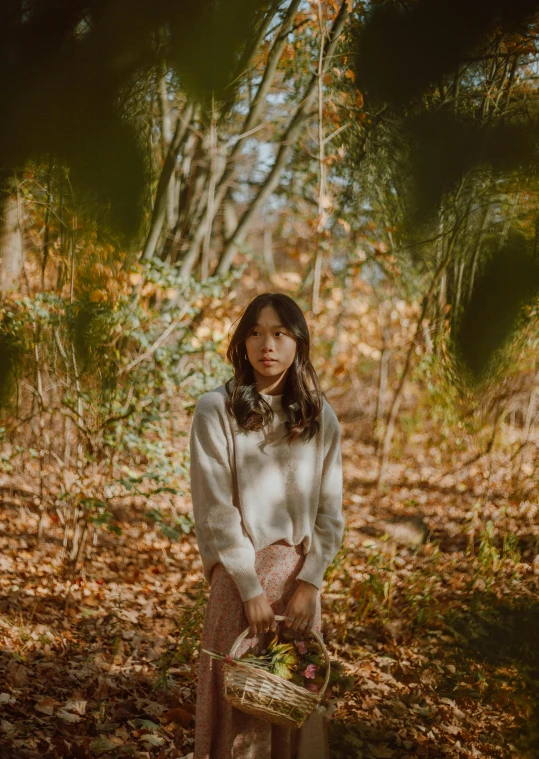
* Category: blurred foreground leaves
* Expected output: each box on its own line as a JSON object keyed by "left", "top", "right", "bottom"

{"left": 454, "top": 232, "right": 539, "bottom": 380}
{"left": 352, "top": 0, "right": 539, "bottom": 381}
{"left": 354, "top": 0, "right": 539, "bottom": 108}
{"left": 0, "top": 0, "right": 269, "bottom": 238}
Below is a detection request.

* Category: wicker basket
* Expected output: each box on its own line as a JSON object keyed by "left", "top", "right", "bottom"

{"left": 219, "top": 615, "right": 331, "bottom": 729}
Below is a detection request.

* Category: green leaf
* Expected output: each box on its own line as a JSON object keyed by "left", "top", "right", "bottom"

{"left": 160, "top": 524, "right": 180, "bottom": 542}
{"left": 273, "top": 661, "right": 293, "bottom": 680}
{"left": 281, "top": 652, "right": 299, "bottom": 667}
{"left": 268, "top": 641, "right": 295, "bottom": 656}
{"left": 133, "top": 719, "right": 160, "bottom": 730}
{"left": 145, "top": 508, "right": 162, "bottom": 522}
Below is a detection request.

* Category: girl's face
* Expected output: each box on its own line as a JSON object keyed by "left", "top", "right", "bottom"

{"left": 245, "top": 305, "right": 297, "bottom": 393}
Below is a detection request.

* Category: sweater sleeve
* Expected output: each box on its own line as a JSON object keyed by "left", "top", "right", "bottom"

{"left": 296, "top": 403, "right": 344, "bottom": 588}
{"left": 189, "top": 402, "right": 264, "bottom": 602}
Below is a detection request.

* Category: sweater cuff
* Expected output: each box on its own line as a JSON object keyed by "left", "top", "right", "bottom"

{"left": 296, "top": 552, "right": 327, "bottom": 589}
{"left": 228, "top": 566, "right": 264, "bottom": 602}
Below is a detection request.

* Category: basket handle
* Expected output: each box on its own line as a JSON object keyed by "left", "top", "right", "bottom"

{"left": 228, "top": 614, "right": 331, "bottom": 699}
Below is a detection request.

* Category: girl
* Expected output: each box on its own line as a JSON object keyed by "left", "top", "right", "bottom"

{"left": 189, "top": 292, "right": 344, "bottom": 759}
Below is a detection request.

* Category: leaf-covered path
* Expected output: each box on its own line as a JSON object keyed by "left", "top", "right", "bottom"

{"left": 1, "top": 389, "right": 538, "bottom": 758}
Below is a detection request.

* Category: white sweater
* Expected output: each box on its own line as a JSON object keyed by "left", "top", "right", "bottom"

{"left": 189, "top": 382, "right": 344, "bottom": 602}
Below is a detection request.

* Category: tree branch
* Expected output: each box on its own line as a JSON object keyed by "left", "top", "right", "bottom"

{"left": 214, "top": 0, "right": 350, "bottom": 276}
{"left": 142, "top": 101, "right": 195, "bottom": 261}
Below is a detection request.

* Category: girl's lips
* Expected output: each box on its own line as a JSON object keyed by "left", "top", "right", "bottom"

{"left": 261, "top": 359, "right": 276, "bottom": 364}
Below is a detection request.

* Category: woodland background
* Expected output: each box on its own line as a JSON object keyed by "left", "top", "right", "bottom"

{"left": 1, "top": 1, "right": 539, "bottom": 757}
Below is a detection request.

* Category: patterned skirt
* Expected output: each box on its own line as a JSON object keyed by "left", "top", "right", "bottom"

{"left": 193, "top": 540, "right": 330, "bottom": 759}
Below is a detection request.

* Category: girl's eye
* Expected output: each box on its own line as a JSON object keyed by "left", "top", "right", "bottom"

{"left": 249, "top": 331, "right": 287, "bottom": 337}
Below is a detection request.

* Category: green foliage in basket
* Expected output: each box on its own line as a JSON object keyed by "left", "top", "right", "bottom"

{"left": 243, "top": 636, "right": 300, "bottom": 681}
{"left": 205, "top": 624, "right": 355, "bottom": 698}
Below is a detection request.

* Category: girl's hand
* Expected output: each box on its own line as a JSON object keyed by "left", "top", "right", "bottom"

{"left": 244, "top": 593, "right": 277, "bottom": 636}
{"left": 283, "top": 581, "right": 318, "bottom": 634}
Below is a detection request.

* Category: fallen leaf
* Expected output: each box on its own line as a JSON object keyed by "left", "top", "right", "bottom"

{"left": 0, "top": 693, "right": 16, "bottom": 705}
{"left": 6, "top": 661, "right": 28, "bottom": 688}
{"left": 388, "top": 699, "right": 407, "bottom": 716}
{"left": 133, "top": 718, "right": 161, "bottom": 731}
{"left": 34, "top": 696, "right": 56, "bottom": 717}
{"left": 63, "top": 699, "right": 87, "bottom": 715}
{"left": 142, "top": 733, "right": 165, "bottom": 746}
{"left": 57, "top": 709, "right": 82, "bottom": 723}
{"left": 368, "top": 744, "right": 394, "bottom": 758}
{"left": 89, "top": 736, "right": 117, "bottom": 754}
{"left": 440, "top": 724, "right": 460, "bottom": 735}
{"left": 161, "top": 707, "right": 193, "bottom": 728}
{"left": 142, "top": 700, "right": 166, "bottom": 716}
{"left": 35, "top": 696, "right": 56, "bottom": 716}
{"left": 0, "top": 719, "right": 16, "bottom": 735}
{"left": 115, "top": 725, "right": 130, "bottom": 741}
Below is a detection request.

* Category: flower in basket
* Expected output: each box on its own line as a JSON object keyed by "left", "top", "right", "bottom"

{"left": 302, "top": 663, "right": 318, "bottom": 679}
{"left": 203, "top": 626, "right": 353, "bottom": 699}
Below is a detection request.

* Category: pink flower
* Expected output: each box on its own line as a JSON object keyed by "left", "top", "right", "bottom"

{"left": 295, "top": 640, "right": 307, "bottom": 654}
{"left": 302, "top": 663, "right": 318, "bottom": 679}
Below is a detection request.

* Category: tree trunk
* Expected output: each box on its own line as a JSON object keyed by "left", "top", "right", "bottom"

{"left": 201, "top": 101, "right": 217, "bottom": 281}
{"left": 0, "top": 181, "right": 24, "bottom": 292}
{"left": 374, "top": 325, "right": 390, "bottom": 453}
{"left": 176, "top": 0, "right": 304, "bottom": 277}
{"left": 312, "top": 0, "right": 327, "bottom": 316}
{"left": 158, "top": 64, "right": 177, "bottom": 231}
{"left": 213, "top": 1, "right": 349, "bottom": 277}
{"left": 142, "top": 102, "right": 194, "bottom": 261}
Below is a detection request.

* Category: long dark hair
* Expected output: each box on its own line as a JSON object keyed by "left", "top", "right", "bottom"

{"left": 224, "top": 293, "right": 323, "bottom": 444}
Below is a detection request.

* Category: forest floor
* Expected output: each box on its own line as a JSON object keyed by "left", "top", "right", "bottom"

{"left": 1, "top": 384, "right": 539, "bottom": 759}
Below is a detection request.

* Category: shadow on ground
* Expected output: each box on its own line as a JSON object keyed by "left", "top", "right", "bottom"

{"left": 447, "top": 593, "right": 539, "bottom": 757}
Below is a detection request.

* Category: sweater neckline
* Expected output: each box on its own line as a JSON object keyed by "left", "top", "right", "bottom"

{"left": 259, "top": 391, "right": 284, "bottom": 408}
